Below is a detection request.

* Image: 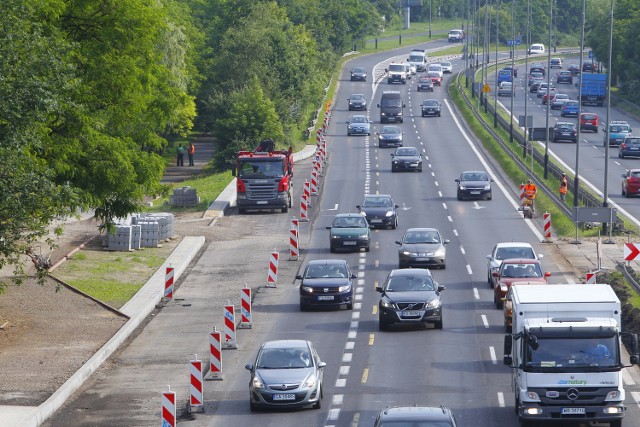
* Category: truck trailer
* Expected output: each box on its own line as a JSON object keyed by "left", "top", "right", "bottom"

{"left": 580, "top": 73, "right": 607, "bottom": 106}
{"left": 503, "top": 284, "right": 638, "bottom": 427}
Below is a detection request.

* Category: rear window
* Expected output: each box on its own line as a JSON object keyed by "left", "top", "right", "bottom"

{"left": 582, "top": 114, "right": 596, "bottom": 120}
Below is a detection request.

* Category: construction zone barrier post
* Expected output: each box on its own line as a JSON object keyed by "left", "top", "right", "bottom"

{"left": 542, "top": 212, "right": 553, "bottom": 243}
{"left": 205, "top": 328, "right": 223, "bottom": 380}
{"left": 164, "top": 266, "right": 174, "bottom": 301}
{"left": 161, "top": 386, "right": 176, "bottom": 427}
{"left": 222, "top": 304, "right": 238, "bottom": 349}
{"left": 239, "top": 286, "right": 252, "bottom": 329}
{"left": 189, "top": 356, "right": 204, "bottom": 413}
{"left": 266, "top": 251, "right": 279, "bottom": 287}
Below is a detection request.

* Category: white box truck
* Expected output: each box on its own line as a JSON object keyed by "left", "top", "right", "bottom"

{"left": 503, "top": 284, "right": 638, "bottom": 427}
{"left": 407, "top": 49, "right": 427, "bottom": 72}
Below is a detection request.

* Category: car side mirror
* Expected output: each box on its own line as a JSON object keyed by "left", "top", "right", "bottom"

{"left": 295, "top": 274, "right": 303, "bottom": 280}
{"left": 443, "top": 239, "right": 450, "bottom": 244}
{"left": 375, "top": 286, "right": 383, "bottom": 293}
{"left": 544, "top": 272, "right": 551, "bottom": 277}
{"left": 402, "top": 104, "right": 406, "bottom": 108}
{"left": 350, "top": 274, "right": 357, "bottom": 279}
{"left": 318, "top": 361, "right": 327, "bottom": 368}
{"left": 377, "top": 104, "right": 381, "bottom": 108}
{"left": 493, "top": 271, "right": 500, "bottom": 277}
{"left": 455, "top": 179, "right": 460, "bottom": 183}
{"left": 394, "top": 204, "right": 399, "bottom": 208}
{"left": 622, "top": 173, "right": 627, "bottom": 178}
{"left": 395, "top": 240, "right": 402, "bottom": 245}
{"left": 538, "top": 254, "right": 544, "bottom": 259}
{"left": 391, "top": 153, "right": 395, "bottom": 157}
{"left": 384, "top": 68, "right": 388, "bottom": 73}
{"left": 245, "top": 363, "right": 254, "bottom": 371}
{"left": 437, "top": 285, "right": 446, "bottom": 292}
{"left": 326, "top": 226, "right": 331, "bottom": 230}
{"left": 486, "top": 255, "right": 492, "bottom": 260}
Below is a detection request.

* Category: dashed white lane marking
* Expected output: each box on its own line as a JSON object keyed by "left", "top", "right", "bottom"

{"left": 356, "top": 287, "right": 364, "bottom": 294}
{"left": 497, "top": 392, "right": 505, "bottom": 407}
{"left": 354, "top": 302, "right": 362, "bottom": 310}
{"left": 490, "top": 346, "right": 498, "bottom": 364}
{"left": 473, "top": 288, "right": 480, "bottom": 300}
{"left": 335, "top": 378, "right": 346, "bottom": 387}
{"left": 342, "top": 353, "right": 353, "bottom": 363}
{"left": 453, "top": 229, "right": 458, "bottom": 236}
{"left": 466, "top": 265, "right": 473, "bottom": 275}
{"left": 460, "top": 246, "right": 465, "bottom": 255}
{"left": 328, "top": 408, "right": 340, "bottom": 420}
{"left": 340, "top": 365, "right": 350, "bottom": 376}
{"left": 442, "top": 202, "right": 447, "bottom": 210}
{"left": 357, "top": 272, "right": 365, "bottom": 278}
{"left": 345, "top": 341, "right": 355, "bottom": 350}
{"left": 357, "top": 278, "right": 365, "bottom": 285}
{"left": 348, "top": 330, "right": 357, "bottom": 339}
{"left": 447, "top": 216, "right": 453, "bottom": 222}
{"left": 355, "top": 294, "right": 363, "bottom": 301}
{"left": 332, "top": 395, "right": 344, "bottom": 406}
{"left": 438, "top": 191, "right": 443, "bottom": 197}
{"left": 359, "top": 257, "right": 366, "bottom": 264}
{"left": 350, "top": 321, "right": 358, "bottom": 329}
{"left": 351, "top": 311, "right": 360, "bottom": 320}
{"left": 481, "top": 314, "right": 489, "bottom": 328}
{"left": 631, "top": 391, "right": 640, "bottom": 407}
{"left": 434, "top": 181, "right": 439, "bottom": 187}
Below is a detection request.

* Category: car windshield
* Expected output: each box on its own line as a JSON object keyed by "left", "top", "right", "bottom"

{"left": 363, "top": 197, "right": 393, "bottom": 208}
{"left": 626, "top": 139, "right": 640, "bottom": 145}
{"left": 386, "top": 275, "right": 435, "bottom": 292}
{"left": 610, "top": 126, "right": 622, "bottom": 133}
{"left": 565, "top": 102, "right": 578, "bottom": 107}
{"left": 423, "top": 100, "right": 439, "bottom": 106}
{"left": 461, "top": 172, "right": 488, "bottom": 181}
{"left": 630, "top": 171, "right": 640, "bottom": 178}
{"left": 333, "top": 216, "right": 367, "bottom": 228}
{"left": 350, "top": 116, "right": 368, "bottom": 124}
{"left": 427, "top": 72, "right": 439, "bottom": 78}
{"left": 256, "top": 347, "right": 312, "bottom": 369}
{"left": 388, "top": 64, "right": 404, "bottom": 72}
{"left": 524, "top": 336, "right": 619, "bottom": 369}
{"left": 350, "top": 94, "right": 364, "bottom": 101}
{"left": 499, "top": 70, "right": 511, "bottom": 76}
{"left": 379, "top": 422, "right": 453, "bottom": 427}
{"left": 381, "top": 98, "right": 402, "bottom": 108}
{"left": 555, "top": 94, "right": 569, "bottom": 100}
{"left": 557, "top": 124, "right": 573, "bottom": 130}
{"left": 353, "top": 68, "right": 365, "bottom": 73}
{"left": 381, "top": 126, "right": 401, "bottom": 134}
{"left": 582, "top": 114, "right": 596, "bottom": 120}
{"left": 531, "top": 72, "right": 543, "bottom": 78}
{"left": 428, "top": 65, "right": 441, "bottom": 71}
{"left": 238, "top": 159, "right": 284, "bottom": 178}
{"left": 441, "top": 62, "right": 451, "bottom": 67}
{"left": 500, "top": 263, "right": 542, "bottom": 278}
{"left": 495, "top": 247, "right": 535, "bottom": 260}
{"left": 404, "top": 231, "right": 440, "bottom": 244}
{"left": 305, "top": 264, "right": 348, "bottom": 279}
{"left": 396, "top": 148, "right": 418, "bottom": 156}
{"left": 419, "top": 77, "right": 432, "bottom": 83}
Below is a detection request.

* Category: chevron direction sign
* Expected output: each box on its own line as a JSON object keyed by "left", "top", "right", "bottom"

{"left": 624, "top": 243, "right": 640, "bottom": 261}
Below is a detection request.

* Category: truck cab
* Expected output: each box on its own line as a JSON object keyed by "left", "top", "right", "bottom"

{"left": 407, "top": 49, "right": 427, "bottom": 72}
{"left": 233, "top": 141, "right": 293, "bottom": 214}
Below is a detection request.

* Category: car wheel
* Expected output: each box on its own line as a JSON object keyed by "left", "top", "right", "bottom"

{"left": 595, "top": 128, "right": 598, "bottom": 133}
{"left": 457, "top": 190, "right": 463, "bottom": 201}
{"left": 623, "top": 187, "right": 629, "bottom": 197}
{"left": 300, "top": 303, "right": 308, "bottom": 312}
{"left": 239, "top": 208, "right": 247, "bottom": 214}
{"left": 438, "top": 112, "right": 441, "bottom": 117}
{"left": 433, "top": 319, "right": 443, "bottom": 330}
{"left": 282, "top": 204, "right": 288, "bottom": 213}
{"left": 250, "top": 401, "right": 259, "bottom": 412}
{"left": 391, "top": 218, "right": 398, "bottom": 229}
{"left": 609, "top": 421, "right": 621, "bottom": 427}
{"left": 422, "top": 113, "right": 426, "bottom": 117}
{"left": 441, "top": 263, "right": 446, "bottom": 270}
{"left": 391, "top": 166, "right": 396, "bottom": 172}
{"left": 378, "top": 317, "right": 389, "bottom": 331}
{"left": 313, "top": 389, "right": 322, "bottom": 409}
{"left": 418, "top": 167, "right": 423, "bottom": 172}
{"left": 330, "top": 244, "right": 336, "bottom": 253}
{"left": 619, "top": 152, "right": 623, "bottom": 159}
{"left": 487, "top": 193, "right": 492, "bottom": 200}
{"left": 365, "top": 245, "right": 370, "bottom": 253}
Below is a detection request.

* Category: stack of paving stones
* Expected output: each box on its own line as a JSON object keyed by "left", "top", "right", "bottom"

{"left": 106, "top": 213, "right": 175, "bottom": 251}
{"left": 170, "top": 186, "right": 199, "bottom": 207}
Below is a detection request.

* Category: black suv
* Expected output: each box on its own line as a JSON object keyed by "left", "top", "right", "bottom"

{"left": 374, "top": 405, "right": 458, "bottom": 427}
{"left": 376, "top": 268, "right": 445, "bottom": 330}
{"left": 553, "top": 122, "right": 578, "bottom": 143}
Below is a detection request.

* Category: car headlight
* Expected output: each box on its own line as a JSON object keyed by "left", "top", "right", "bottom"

{"left": 402, "top": 251, "right": 417, "bottom": 256}
{"left": 379, "top": 135, "right": 386, "bottom": 140}
{"left": 338, "top": 284, "right": 351, "bottom": 293}
{"left": 380, "top": 299, "right": 394, "bottom": 309}
{"left": 499, "top": 283, "right": 508, "bottom": 293}
{"left": 381, "top": 112, "right": 386, "bottom": 115}
{"left": 301, "top": 285, "right": 314, "bottom": 293}
{"left": 459, "top": 185, "right": 467, "bottom": 190}
{"left": 434, "top": 248, "right": 446, "bottom": 257}
{"left": 426, "top": 299, "right": 441, "bottom": 309}
{"left": 302, "top": 374, "right": 316, "bottom": 388}
{"left": 385, "top": 211, "right": 394, "bottom": 217}
{"left": 252, "top": 375, "right": 264, "bottom": 389}
{"left": 484, "top": 184, "right": 491, "bottom": 190}
{"left": 359, "top": 233, "right": 369, "bottom": 238}
{"left": 605, "top": 390, "right": 622, "bottom": 401}
{"left": 331, "top": 234, "right": 341, "bottom": 239}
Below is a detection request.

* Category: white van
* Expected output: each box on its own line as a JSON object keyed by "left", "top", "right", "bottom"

{"left": 528, "top": 43, "right": 545, "bottom": 55}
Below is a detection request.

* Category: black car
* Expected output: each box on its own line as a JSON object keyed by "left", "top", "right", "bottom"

{"left": 529, "top": 65, "right": 545, "bottom": 76}
{"left": 374, "top": 406, "right": 458, "bottom": 427}
{"left": 582, "top": 62, "right": 598, "bottom": 72}
{"left": 376, "top": 125, "right": 403, "bottom": 148}
{"left": 455, "top": 171, "right": 493, "bottom": 200}
{"left": 391, "top": 146, "right": 422, "bottom": 172}
{"left": 296, "top": 259, "right": 356, "bottom": 310}
{"left": 553, "top": 122, "right": 578, "bottom": 143}
{"left": 350, "top": 66, "right": 367, "bottom": 81}
{"left": 619, "top": 137, "right": 640, "bottom": 159}
{"left": 376, "top": 268, "right": 445, "bottom": 330}
{"left": 416, "top": 76, "right": 434, "bottom": 92}
{"left": 421, "top": 99, "right": 442, "bottom": 117}
{"left": 347, "top": 94, "right": 367, "bottom": 111}
{"left": 556, "top": 70, "right": 573, "bottom": 84}
{"left": 357, "top": 194, "right": 398, "bottom": 229}
{"left": 567, "top": 63, "right": 581, "bottom": 76}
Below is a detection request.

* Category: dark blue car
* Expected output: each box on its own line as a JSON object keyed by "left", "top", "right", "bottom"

{"left": 297, "top": 259, "right": 356, "bottom": 310}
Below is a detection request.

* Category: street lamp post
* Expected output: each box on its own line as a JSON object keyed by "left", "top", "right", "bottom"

{"left": 543, "top": 0, "right": 552, "bottom": 179}
{"left": 523, "top": 0, "right": 531, "bottom": 160}
{"left": 509, "top": 0, "right": 516, "bottom": 142}
{"left": 603, "top": 0, "right": 615, "bottom": 238}
{"left": 494, "top": 0, "right": 500, "bottom": 128}
{"left": 574, "top": 0, "right": 586, "bottom": 212}
{"left": 429, "top": 0, "right": 433, "bottom": 39}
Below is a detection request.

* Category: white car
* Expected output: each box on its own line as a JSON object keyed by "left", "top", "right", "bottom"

{"left": 486, "top": 242, "right": 542, "bottom": 287}
{"left": 427, "top": 63, "right": 444, "bottom": 78}
{"left": 528, "top": 43, "right": 545, "bottom": 54}
{"left": 497, "top": 81, "right": 515, "bottom": 97}
{"left": 408, "top": 63, "right": 417, "bottom": 75}
{"left": 440, "top": 61, "right": 453, "bottom": 74}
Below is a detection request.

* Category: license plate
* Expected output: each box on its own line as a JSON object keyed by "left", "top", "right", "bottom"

{"left": 257, "top": 201, "right": 267, "bottom": 205}
{"left": 318, "top": 295, "right": 334, "bottom": 301}
{"left": 561, "top": 408, "right": 585, "bottom": 415}
{"left": 370, "top": 219, "right": 382, "bottom": 223}
{"left": 273, "top": 394, "right": 296, "bottom": 401}
{"left": 631, "top": 147, "right": 639, "bottom": 150}
{"left": 343, "top": 241, "right": 356, "bottom": 245}
{"left": 401, "top": 310, "right": 422, "bottom": 317}
{"left": 470, "top": 191, "right": 481, "bottom": 195}
{"left": 415, "top": 257, "right": 430, "bottom": 262}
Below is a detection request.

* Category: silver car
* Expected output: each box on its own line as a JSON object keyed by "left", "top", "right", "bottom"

{"left": 396, "top": 227, "right": 449, "bottom": 269}
{"left": 346, "top": 115, "right": 371, "bottom": 136}
{"left": 245, "top": 339, "right": 326, "bottom": 410}
{"left": 486, "top": 242, "right": 542, "bottom": 288}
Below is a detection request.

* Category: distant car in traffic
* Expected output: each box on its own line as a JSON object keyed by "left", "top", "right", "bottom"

{"left": 556, "top": 70, "right": 573, "bottom": 84}
{"left": 297, "top": 259, "right": 356, "bottom": 310}
{"left": 417, "top": 76, "right": 434, "bottom": 92}
{"left": 245, "top": 339, "right": 325, "bottom": 410}
{"left": 619, "top": 137, "right": 640, "bottom": 159}
{"left": 582, "top": 62, "right": 598, "bottom": 72}
{"left": 551, "top": 93, "right": 570, "bottom": 110}
{"left": 426, "top": 71, "right": 442, "bottom": 86}
{"left": 553, "top": 122, "right": 578, "bottom": 143}
{"left": 486, "top": 242, "right": 541, "bottom": 287}
{"left": 561, "top": 100, "right": 580, "bottom": 117}
{"left": 529, "top": 65, "right": 546, "bottom": 76}
{"left": 376, "top": 125, "right": 404, "bottom": 148}
{"left": 421, "top": 99, "right": 442, "bottom": 117}
{"left": 497, "top": 81, "right": 515, "bottom": 97}
{"left": 374, "top": 405, "right": 459, "bottom": 426}
{"left": 327, "top": 213, "right": 371, "bottom": 253}
{"left": 549, "top": 58, "right": 563, "bottom": 68}
{"left": 528, "top": 72, "right": 544, "bottom": 86}
{"left": 567, "top": 63, "right": 581, "bottom": 76}
{"left": 503, "top": 64, "right": 518, "bottom": 77}
{"left": 347, "top": 94, "right": 367, "bottom": 111}
{"left": 396, "top": 227, "right": 449, "bottom": 269}
{"left": 440, "top": 61, "right": 453, "bottom": 73}
{"left": 492, "top": 259, "right": 551, "bottom": 309}
{"left": 357, "top": 194, "right": 399, "bottom": 229}
{"left": 391, "top": 146, "right": 422, "bottom": 172}
{"left": 529, "top": 82, "right": 543, "bottom": 93}
{"left": 579, "top": 112, "right": 599, "bottom": 132}
{"left": 376, "top": 268, "right": 445, "bottom": 331}
{"left": 455, "top": 171, "right": 493, "bottom": 200}
{"left": 622, "top": 169, "right": 640, "bottom": 197}
{"left": 604, "top": 120, "right": 632, "bottom": 146}
{"left": 346, "top": 115, "right": 371, "bottom": 136}
{"left": 350, "top": 67, "right": 367, "bottom": 81}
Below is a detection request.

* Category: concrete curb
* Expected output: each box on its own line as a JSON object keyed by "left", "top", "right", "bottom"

{"left": 12, "top": 236, "right": 205, "bottom": 427}
{"left": 203, "top": 144, "right": 319, "bottom": 217}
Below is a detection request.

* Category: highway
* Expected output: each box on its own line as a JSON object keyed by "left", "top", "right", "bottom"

{"left": 42, "top": 44, "right": 640, "bottom": 427}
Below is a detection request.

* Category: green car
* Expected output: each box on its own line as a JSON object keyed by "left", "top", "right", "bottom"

{"left": 327, "top": 213, "right": 371, "bottom": 253}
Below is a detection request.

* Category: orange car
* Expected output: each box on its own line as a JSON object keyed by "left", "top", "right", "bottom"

{"left": 493, "top": 258, "right": 550, "bottom": 309}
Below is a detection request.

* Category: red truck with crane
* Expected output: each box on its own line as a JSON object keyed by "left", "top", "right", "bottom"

{"left": 232, "top": 139, "right": 294, "bottom": 213}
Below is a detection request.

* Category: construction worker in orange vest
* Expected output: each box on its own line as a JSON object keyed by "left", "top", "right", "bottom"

{"left": 559, "top": 172, "right": 568, "bottom": 202}
{"left": 523, "top": 179, "right": 537, "bottom": 214}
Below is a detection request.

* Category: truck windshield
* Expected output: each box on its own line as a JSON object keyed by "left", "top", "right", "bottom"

{"left": 524, "top": 336, "right": 619, "bottom": 369}
{"left": 409, "top": 55, "right": 423, "bottom": 62}
{"left": 388, "top": 64, "right": 404, "bottom": 72}
{"left": 238, "top": 160, "right": 284, "bottom": 178}
{"left": 381, "top": 98, "right": 402, "bottom": 108}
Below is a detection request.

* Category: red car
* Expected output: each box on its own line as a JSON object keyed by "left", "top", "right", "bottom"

{"left": 493, "top": 259, "right": 550, "bottom": 308}
{"left": 622, "top": 169, "right": 640, "bottom": 197}
{"left": 580, "top": 112, "right": 599, "bottom": 133}
{"left": 542, "top": 92, "right": 557, "bottom": 105}
{"left": 426, "top": 71, "right": 442, "bottom": 86}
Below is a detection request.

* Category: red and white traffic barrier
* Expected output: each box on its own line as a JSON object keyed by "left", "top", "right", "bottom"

{"left": 310, "top": 169, "right": 319, "bottom": 195}
{"left": 205, "top": 329, "right": 223, "bottom": 380}
{"left": 164, "top": 267, "right": 174, "bottom": 300}
{"left": 239, "top": 286, "right": 252, "bottom": 329}
{"left": 161, "top": 386, "right": 176, "bottom": 427}
{"left": 542, "top": 212, "right": 553, "bottom": 243}
{"left": 303, "top": 179, "right": 311, "bottom": 204}
{"left": 585, "top": 272, "right": 597, "bottom": 284}
{"left": 291, "top": 217, "right": 299, "bottom": 234}
{"left": 223, "top": 304, "right": 238, "bottom": 349}
{"left": 289, "top": 227, "right": 299, "bottom": 260}
{"left": 266, "top": 251, "right": 279, "bottom": 287}
{"left": 189, "top": 356, "right": 204, "bottom": 412}
{"left": 299, "top": 193, "right": 308, "bottom": 222}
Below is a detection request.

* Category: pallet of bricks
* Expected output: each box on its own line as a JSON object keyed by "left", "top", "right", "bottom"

{"left": 107, "top": 213, "right": 176, "bottom": 251}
